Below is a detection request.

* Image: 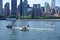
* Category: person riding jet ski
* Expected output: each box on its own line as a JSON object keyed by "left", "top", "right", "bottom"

{"left": 6, "top": 24, "right": 12, "bottom": 28}
{"left": 21, "top": 25, "right": 29, "bottom": 31}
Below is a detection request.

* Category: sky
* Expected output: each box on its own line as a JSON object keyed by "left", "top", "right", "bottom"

{"left": 3, "top": 0, "right": 60, "bottom": 9}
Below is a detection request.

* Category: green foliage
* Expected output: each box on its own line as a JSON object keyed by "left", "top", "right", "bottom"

{"left": 8, "top": 15, "right": 17, "bottom": 18}
{"left": 20, "top": 16, "right": 32, "bottom": 19}
{"left": 0, "top": 15, "right": 5, "bottom": 18}
{"left": 0, "top": 14, "right": 60, "bottom": 19}
{"left": 11, "top": 13, "right": 16, "bottom": 16}
{"left": 20, "top": 16, "right": 60, "bottom": 19}
{"left": 35, "top": 16, "right": 60, "bottom": 19}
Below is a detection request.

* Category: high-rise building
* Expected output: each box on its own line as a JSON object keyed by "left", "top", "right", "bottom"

{"left": 0, "top": 0, "right": 2, "bottom": 15}
{"left": 33, "top": 4, "right": 37, "bottom": 17}
{"left": 33, "top": 4, "right": 42, "bottom": 18}
{"left": 45, "top": 2, "right": 50, "bottom": 16}
{"left": 28, "top": 7, "right": 32, "bottom": 17}
{"left": 20, "top": 0, "right": 23, "bottom": 16}
{"left": 41, "top": 7, "right": 45, "bottom": 12}
{"left": 33, "top": 4, "right": 37, "bottom": 18}
{"left": 11, "top": 0, "right": 17, "bottom": 15}
{"left": 37, "top": 4, "right": 42, "bottom": 16}
{"left": 51, "top": 0, "right": 55, "bottom": 9}
{"left": 22, "top": 0, "right": 28, "bottom": 16}
{"left": 41, "top": 7, "right": 45, "bottom": 16}
{"left": 17, "top": 4, "right": 20, "bottom": 14}
{"left": 4, "top": 3, "right": 10, "bottom": 16}
{"left": 55, "top": 6, "right": 60, "bottom": 14}
{"left": 51, "top": 8, "right": 55, "bottom": 15}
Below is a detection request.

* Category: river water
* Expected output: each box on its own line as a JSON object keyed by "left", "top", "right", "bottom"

{"left": 0, "top": 20, "right": 60, "bottom": 40}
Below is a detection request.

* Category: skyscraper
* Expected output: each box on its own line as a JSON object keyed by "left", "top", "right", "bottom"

{"left": 51, "top": 0, "right": 55, "bottom": 9}
{"left": 4, "top": 3, "right": 10, "bottom": 16}
{"left": 33, "top": 4, "right": 37, "bottom": 18}
{"left": 22, "top": 0, "right": 28, "bottom": 16}
{"left": 54, "top": 6, "right": 60, "bottom": 14}
{"left": 0, "top": 0, "right": 2, "bottom": 15}
{"left": 11, "top": 0, "right": 17, "bottom": 15}
{"left": 18, "top": 4, "right": 20, "bottom": 14}
{"left": 37, "top": 4, "right": 42, "bottom": 16}
{"left": 33, "top": 4, "right": 42, "bottom": 18}
{"left": 51, "top": 8, "right": 55, "bottom": 15}
{"left": 20, "top": 0, "right": 23, "bottom": 16}
{"left": 41, "top": 7, "right": 45, "bottom": 13}
{"left": 45, "top": 2, "right": 50, "bottom": 16}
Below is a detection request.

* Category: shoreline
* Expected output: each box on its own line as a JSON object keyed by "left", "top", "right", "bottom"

{"left": 0, "top": 19, "right": 60, "bottom": 21}
{"left": 18, "top": 19, "right": 60, "bottom": 21}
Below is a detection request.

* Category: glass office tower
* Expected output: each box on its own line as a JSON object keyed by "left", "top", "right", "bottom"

{"left": 11, "top": 0, "right": 17, "bottom": 15}
{"left": 0, "top": 0, "right": 2, "bottom": 15}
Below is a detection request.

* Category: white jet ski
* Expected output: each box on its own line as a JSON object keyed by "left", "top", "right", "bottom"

{"left": 21, "top": 25, "right": 29, "bottom": 31}
{"left": 13, "top": 25, "right": 29, "bottom": 31}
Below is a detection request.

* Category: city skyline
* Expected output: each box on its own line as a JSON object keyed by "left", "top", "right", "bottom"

{"left": 3, "top": 0, "right": 60, "bottom": 9}
{"left": 0, "top": 0, "right": 60, "bottom": 19}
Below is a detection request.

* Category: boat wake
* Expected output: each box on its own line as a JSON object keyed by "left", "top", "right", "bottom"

{"left": 12, "top": 27, "right": 54, "bottom": 31}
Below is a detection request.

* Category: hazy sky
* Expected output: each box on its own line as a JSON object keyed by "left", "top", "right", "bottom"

{"left": 3, "top": 0, "right": 60, "bottom": 8}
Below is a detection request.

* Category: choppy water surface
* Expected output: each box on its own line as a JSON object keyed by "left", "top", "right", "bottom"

{"left": 0, "top": 20, "right": 60, "bottom": 40}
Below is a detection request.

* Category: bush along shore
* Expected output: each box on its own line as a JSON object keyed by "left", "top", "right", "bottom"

{"left": 0, "top": 15, "right": 60, "bottom": 20}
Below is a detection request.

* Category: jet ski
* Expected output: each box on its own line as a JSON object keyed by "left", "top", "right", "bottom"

{"left": 21, "top": 25, "right": 29, "bottom": 31}
{"left": 6, "top": 24, "right": 12, "bottom": 28}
